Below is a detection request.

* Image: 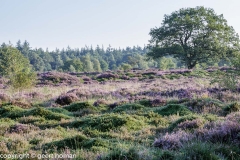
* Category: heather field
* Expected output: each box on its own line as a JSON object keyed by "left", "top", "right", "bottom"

{"left": 1, "top": 68, "right": 240, "bottom": 160}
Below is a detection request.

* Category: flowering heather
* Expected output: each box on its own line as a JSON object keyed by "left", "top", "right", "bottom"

{"left": 154, "top": 130, "right": 194, "bottom": 150}
{"left": 55, "top": 93, "right": 79, "bottom": 105}
{"left": 96, "top": 72, "right": 119, "bottom": 79}
{"left": 177, "top": 119, "right": 205, "bottom": 130}
{"left": 196, "top": 120, "right": 240, "bottom": 143}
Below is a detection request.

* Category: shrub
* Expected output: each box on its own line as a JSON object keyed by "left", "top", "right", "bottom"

{"left": 98, "top": 147, "right": 140, "bottom": 160}
{"left": 154, "top": 104, "right": 192, "bottom": 116}
{"left": 64, "top": 102, "right": 95, "bottom": 112}
{"left": 177, "top": 119, "right": 205, "bottom": 131}
{"left": 168, "top": 115, "right": 200, "bottom": 131}
{"left": 138, "top": 99, "right": 152, "bottom": 107}
{"left": 223, "top": 102, "right": 240, "bottom": 115}
{"left": 0, "top": 105, "right": 25, "bottom": 119}
{"left": 47, "top": 107, "right": 73, "bottom": 116}
{"left": 71, "top": 113, "right": 145, "bottom": 132}
{"left": 27, "top": 107, "right": 70, "bottom": 120}
{"left": 55, "top": 93, "right": 79, "bottom": 105}
{"left": 83, "top": 138, "right": 109, "bottom": 149}
{"left": 177, "top": 142, "right": 222, "bottom": 160}
{"left": 96, "top": 73, "right": 119, "bottom": 79}
{"left": 154, "top": 130, "right": 193, "bottom": 150}
{"left": 10, "top": 124, "right": 39, "bottom": 133}
{"left": 113, "top": 103, "right": 145, "bottom": 113}
{"left": 45, "top": 134, "right": 88, "bottom": 150}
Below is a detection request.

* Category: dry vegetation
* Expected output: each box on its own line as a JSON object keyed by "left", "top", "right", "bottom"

{"left": 0, "top": 68, "right": 240, "bottom": 160}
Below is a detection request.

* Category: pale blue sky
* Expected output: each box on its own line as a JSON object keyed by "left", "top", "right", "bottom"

{"left": 1, "top": 0, "right": 240, "bottom": 51}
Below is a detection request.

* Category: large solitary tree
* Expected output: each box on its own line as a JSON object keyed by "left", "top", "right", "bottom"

{"left": 147, "top": 6, "right": 239, "bottom": 69}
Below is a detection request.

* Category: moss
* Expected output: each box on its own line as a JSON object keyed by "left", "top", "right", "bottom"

{"left": 64, "top": 102, "right": 96, "bottom": 112}
{"left": 113, "top": 103, "right": 145, "bottom": 113}
{"left": 154, "top": 104, "right": 192, "bottom": 116}
{"left": 223, "top": 102, "right": 240, "bottom": 115}
{"left": 70, "top": 113, "right": 145, "bottom": 132}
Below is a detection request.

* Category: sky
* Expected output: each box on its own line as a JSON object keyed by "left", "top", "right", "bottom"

{"left": 1, "top": 0, "right": 240, "bottom": 51}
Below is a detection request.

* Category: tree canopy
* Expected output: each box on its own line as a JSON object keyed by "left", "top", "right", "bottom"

{"left": 147, "top": 6, "right": 239, "bottom": 69}
{"left": 0, "top": 45, "right": 36, "bottom": 90}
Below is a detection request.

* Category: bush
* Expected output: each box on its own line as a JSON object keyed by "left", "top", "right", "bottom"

{"left": 138, "top": 99, "right": 152, "bottom": 107}
{"left": 27, "top": 107, "right": 70, "bottom": 120}
{"left": 71, "top": 113, "right": 145, "bottom": 132}
{"left": 113, "top": 103, "right": 145, "bottom": 113}
{"left": 177, "top": 142, "right": 222, "bottom": 160}
{"left": 223, "top": 102, "right": 240, "bottom": 115}
{"left": 45, "top": 134, "right": 88, "bottom": 150}
{"left": 0, "top": 105, "right": 25, "bottom": 119}
{"left": 55, "top": 93, "right": 79, "bottom": 105}
{"left": 168, "top": 115, "right": 200, "bottom": 131}
{"left": 0, "top": 46, "right": 36, "bottom": 91}
{"left": 99, "top": 147, "right": 140, "bottom": 160}
{"left": 154, "top": 104, "right": 192, "bottom": 116}
{"left": 47, "top": 107, "right": 73, "bottom": 116}
{"left": 64, "top": 102, "right": 95, "bottom": 112}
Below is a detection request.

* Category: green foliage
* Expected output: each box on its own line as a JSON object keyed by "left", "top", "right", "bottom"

{"left": 210, "top": 70, "right": 238, "bottom": 91}
{"left": 45, "top": 134, "right": 88, "bottom": 150}
{"left": 168, "top": 114, "right": 200, "bottom": 131}
{"left": 177, "top": 142, "right": 239, "bottom": 160}
{"left": 158, "top": 150, "right": 175, "bottom": 160}
{"left": 27, "top": 107, "right": 71, "bottom": 120}
{"left": 64, "top": 102, "right": 96, "bottom": 112}
{"left": 99, "top": 147, "right": 141, "bottom": 160}
{"left": 47, "top": 107, "right": 73, "bottom": 116}
{"left": 0, "top": 45, "right": 36, "bottom": 90}
{"left": 0, "top": 105, "right": 25, "bottom": 119}
{"left": 154, "top": 104, "right": 192, "bottom": 116}
{"left": 223, "top": 102, "right": 240, "bottom": 115}
{"left": 120, "top": 63, "right": 132, "bottom": 71}
{"left": 138, "top": 99, "right": 152, "bottom": 107}
{"left": 158, "top": 57, "right": 176, "bottom": 70}
{"left": 113, "top": 103, "right": 145, "bottom": 113}
{"left": 71, "top": 113, "right": 145, "bottom": 132}
{"left": 147, "top": 6, "right": 239, "bottom": 69}
{"left": 60, "top": 59, "right": 83, "bottom": 72}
